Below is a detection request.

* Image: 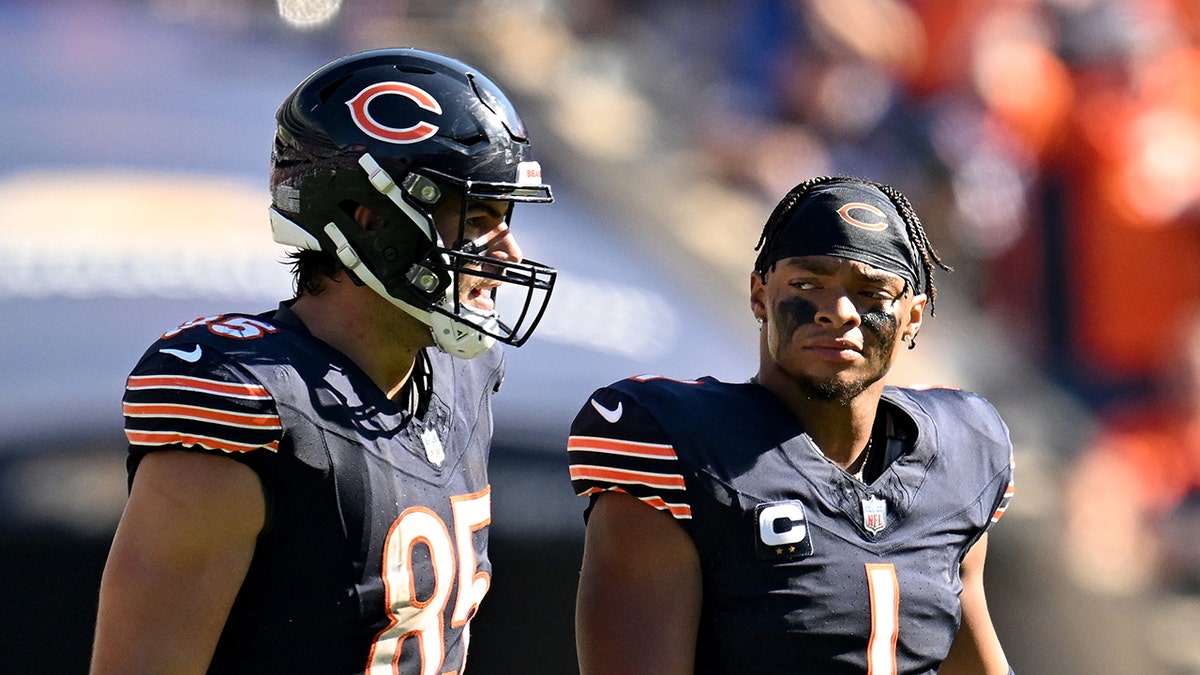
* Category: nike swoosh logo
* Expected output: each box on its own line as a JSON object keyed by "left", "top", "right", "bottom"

{"left": 160, "top": 345, "right": 203, "bottom": 363}
{"left": 590, "top": 398, "right": 623, "bottom": 424}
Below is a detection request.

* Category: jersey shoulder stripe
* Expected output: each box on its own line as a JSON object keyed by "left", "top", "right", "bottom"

{"left": 568, "top": 382, "right": 694, "bottom": 520}
{"left": 567, "top": 435, "right": 678, "bottom": 459}
{"left": 991, "top": 451, "right": 1016, "bottom": 523}
{"left": 568, "top": 463, "right": 687, "bottom": 490}
{"left": 126, "top": 374, "right": 272, "bottom": 400}
{"left": 992, "top": 481, "right": 1015, "bottom": 523}
{"left": 574, "top": 486, "right": 693, "bottom": 519}
{"left": 124, "top": 351, "right": 282, "bottom": 456}
{"left": 125, "top": 429, "right": 281, "bottom": 454}
{"left": 122, "top": 402, "right": 282, "bottom": 430}
{"left": 639, "top": 495, "right": 692, "bottom": 519}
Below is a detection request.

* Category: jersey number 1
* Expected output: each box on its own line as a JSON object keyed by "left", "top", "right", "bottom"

{"left": 367, "top": 489, "right": 492, "bottom": 675}
{"left": 866, "top": 563, "right": 900, "bottom": 675}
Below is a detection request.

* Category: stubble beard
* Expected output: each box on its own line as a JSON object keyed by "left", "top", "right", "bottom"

{"left": 793, "top": 370, "right": 884, "bottom": 405}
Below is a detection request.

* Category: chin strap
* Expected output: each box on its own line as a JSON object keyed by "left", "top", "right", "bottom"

{"left": 321, "top": 221, "right": 494, "bottom": 359}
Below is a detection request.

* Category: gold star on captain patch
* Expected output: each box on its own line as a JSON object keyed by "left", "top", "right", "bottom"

{"left": 776, "top": 547, "right": 784, "bottom": 555}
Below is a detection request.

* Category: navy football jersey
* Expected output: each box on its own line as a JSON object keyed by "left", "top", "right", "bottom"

{"left": 568, "top": 375, "right": 1015, "bottom": 675}
{"left": 122, "top": 303, "right": 503, "bottom": 674}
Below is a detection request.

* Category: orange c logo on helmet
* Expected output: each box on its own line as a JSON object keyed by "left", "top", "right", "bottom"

{"left": 837, "top": 203, "right": 889, "bottom": 231}
{"left": 346, "top": 82, "right": 442, "bottom": 144}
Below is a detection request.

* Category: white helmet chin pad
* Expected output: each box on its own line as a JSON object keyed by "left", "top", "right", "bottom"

{"left": 428, "top": 306, "right": 497, "bottom": 359}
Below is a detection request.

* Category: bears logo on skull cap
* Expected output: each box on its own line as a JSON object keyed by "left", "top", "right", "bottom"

{"left": 837, "top": 203, "right": 889, "bottom": 231}
{"left": 763, "top": 181, "right": 925, "bottom": 292}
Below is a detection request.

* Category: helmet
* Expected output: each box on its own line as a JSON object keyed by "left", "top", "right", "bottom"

{"left": 268, "top": 48, "right": 556, "bottom": 359}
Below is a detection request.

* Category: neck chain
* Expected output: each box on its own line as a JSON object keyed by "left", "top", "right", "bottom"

{"left": 852, "top": 436, "right": 874, "bottom": 481}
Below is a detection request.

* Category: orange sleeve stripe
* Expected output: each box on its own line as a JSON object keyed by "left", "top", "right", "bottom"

{"left": 126, "top": 374, "right": 271, "bottom": 399}
{"left": 122, "top": 402, "right": 281, "bottom": 428}
{"left": 992, "top": 502, "right": 1012, "bottom": 522}
{"left": 125, "top": 430, "right": 279, "bottom": 454}
{"left": 638, "top": 494, "right": 693, "bottom": 519}
{"left": 992, "top": 483, "right": 1015, "bottom": 522}
{"left": 573, "top": 486, "right": 692, "bottom": 519}
{"left": 567, "top": 435, "right": 677, "bottom": 459}
{"left": 569, "top": 464, "right": 686, "bottom": 490}
{"left": 577, "top": 486, "right": 627, "bottom": 497}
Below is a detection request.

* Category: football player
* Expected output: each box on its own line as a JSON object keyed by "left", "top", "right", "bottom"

{"left": 91, "top": 48, "right": 556, "bottom": 673}
{"left": 569, "top": 176, "right": 1016, "bottom": 674}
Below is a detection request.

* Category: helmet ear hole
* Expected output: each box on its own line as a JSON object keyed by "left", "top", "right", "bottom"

{"left": 342, "top": 202, "right": 389, "bottom": 232}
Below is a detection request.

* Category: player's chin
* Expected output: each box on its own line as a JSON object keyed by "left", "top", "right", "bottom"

{"left": 798, "top": 360, "right": 864, "bottom": 381}
{"left": 796, "top": 369, "right": 884, "bottom": 404}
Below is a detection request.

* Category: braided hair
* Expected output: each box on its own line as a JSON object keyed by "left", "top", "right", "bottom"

{"left": 752, "top": 175, "right": 951, "bottom": 314}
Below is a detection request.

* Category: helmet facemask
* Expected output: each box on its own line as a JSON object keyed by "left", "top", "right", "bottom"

{"left": 419, "top": 202, "right": 557, "bottom": 353}
{"left": 274, "top": 153, "right": 555, "bottom": 359}
{"left": 412, "top": 204, "right": 556, "bottom": 360}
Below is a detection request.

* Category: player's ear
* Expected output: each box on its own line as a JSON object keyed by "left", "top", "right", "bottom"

{"left": 903, "top": 293, "right": 927, "bottom": 345}
{"left": 352, "top": 204, "right": 387, "bottom": 231}
{"left": 750, "top": 271, "right": 768, "bottom": 323}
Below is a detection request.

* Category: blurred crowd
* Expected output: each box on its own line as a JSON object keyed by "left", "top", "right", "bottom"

{"left": 546, "top": 0, "right": 1200, "bottom": 607}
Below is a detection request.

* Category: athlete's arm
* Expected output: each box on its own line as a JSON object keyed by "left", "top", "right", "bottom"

{"left": 576, "top": 490, "right": 702, "bottom": 675}
{"left": 91, "top": 450, "right": 265, "bottom": 674}
{"left": 939, "top": 533, "right": 1011, "bottom": 674}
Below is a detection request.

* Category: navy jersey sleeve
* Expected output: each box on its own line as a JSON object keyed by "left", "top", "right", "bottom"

{"left": 567, "top": 383, "right": 693, "bottom": 521}
{"left": 909, "top": 386, "right": 1016, "bottom": 534}
{"left": 987, "top": 416, "right": 1016, "bottom": 529}
{"left": 122, "top": 327, "right": 283, "bottom": 470}
{"left": 948, "top": 388, "right": 1016, "bottom": 530}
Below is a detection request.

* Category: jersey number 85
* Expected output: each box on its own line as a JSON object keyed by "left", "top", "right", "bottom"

{"left": 367, "top": 489, "right": 491, "bottom": 675}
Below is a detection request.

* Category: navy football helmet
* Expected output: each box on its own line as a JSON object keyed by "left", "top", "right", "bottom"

{"left": 269, "top": 48, "right": 556, "bottom": 358}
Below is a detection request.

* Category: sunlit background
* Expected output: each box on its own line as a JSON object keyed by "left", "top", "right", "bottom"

{"left": 3, "top": 0, "right": 1200, "bottom": 673}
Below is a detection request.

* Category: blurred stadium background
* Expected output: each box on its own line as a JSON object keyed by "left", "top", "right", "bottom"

{"left": 3, "top": 0, "right": 1200, "bottom": 673}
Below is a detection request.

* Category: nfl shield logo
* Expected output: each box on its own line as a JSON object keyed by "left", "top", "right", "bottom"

{"left": 862, "top": 495, "right": 888, "bottom": 535}
{"left": 421, "top": 427, "right": 446, "bottom": 467}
